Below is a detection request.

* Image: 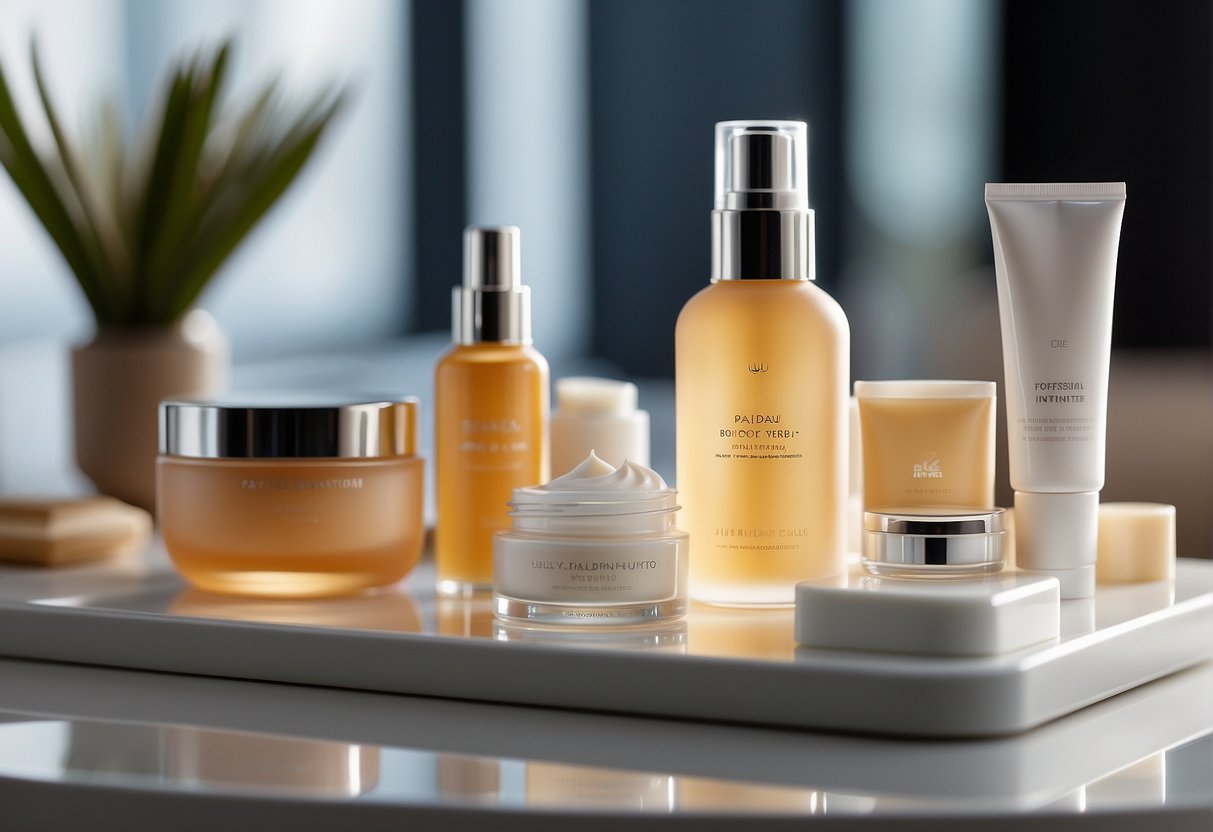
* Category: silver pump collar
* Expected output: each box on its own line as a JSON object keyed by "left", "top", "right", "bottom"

{"left": 454, "top": 226, "right": 532, "bottom": 344}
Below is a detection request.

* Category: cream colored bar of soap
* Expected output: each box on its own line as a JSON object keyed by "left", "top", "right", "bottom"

{"left": 795, "top": 569, "right": 1059, "bottom": 656}
{"left": 0, "top": 496, "right": 151, "bottom": 566}
{"left": 1097, "top": 502, "right": 1176, "bottom": 583}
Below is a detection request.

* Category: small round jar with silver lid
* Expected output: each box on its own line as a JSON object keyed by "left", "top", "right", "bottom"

{"left": 862, "top": 506, "right": 1006, "bottom": 578}
{"left": 157, "top": 395, "right": 424, "bottom": 598}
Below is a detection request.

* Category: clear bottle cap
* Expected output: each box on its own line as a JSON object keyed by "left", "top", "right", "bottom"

{"left": 464, "top": 226, "right": 520, "bottom": 290}
{"left": 713, "top": 120, "right": 809, "bottom": 212}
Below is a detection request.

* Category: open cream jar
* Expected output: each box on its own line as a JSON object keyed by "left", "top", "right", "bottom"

{"left": 157, "top": 395, "right": 424, "bottom": 598}
{"left": 494, "top": 452, "right": 688, "bottom": 625}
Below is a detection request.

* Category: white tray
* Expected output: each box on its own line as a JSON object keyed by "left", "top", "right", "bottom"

{"left": 0, "top": 549, "right": 1208, "bottom": 738}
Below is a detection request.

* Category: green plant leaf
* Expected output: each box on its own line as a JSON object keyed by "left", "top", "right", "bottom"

{"left": 131, "top": 61, "right": 194, "bottom": 323}
{"left": 1, "top": 39, "right": 348, "bottom": 326}
{"left": 146, "top": 41, "right": 230, "bottom": 317}
{"left": 95, "top": 97, "right": 134, "bottom": 268}
{"left": 160, "top": 93, "right": 345, "bottom": 321}
{"left": 204, "top": 78, "right": 280, "bottom": 193}
{"left": 0, "top": 52, "right": 112, "bottom": 320}
{"left": 31, "top": 42, "right": 128, "bottom": 314}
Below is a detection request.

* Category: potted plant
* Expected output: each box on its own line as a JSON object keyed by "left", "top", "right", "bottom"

{"left": 0, "top": 41, "right": 344, "bottom": 510}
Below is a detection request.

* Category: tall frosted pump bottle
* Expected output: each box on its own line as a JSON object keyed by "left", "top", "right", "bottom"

{"left": 436, "top": 227, "right": 549, "bottom": 596}
{"left": 676, "top": 121, "right": 849, "bottom": 605}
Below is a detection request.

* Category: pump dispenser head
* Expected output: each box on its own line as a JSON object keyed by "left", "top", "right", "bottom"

{"left": 711, "top": 120, "right": 814, "bottom": 281}
{"left": 714, "top": 121, "right": 808, "bottom": 211}
{"left": 454, "top": 226, "right": 532, "bottom": 344}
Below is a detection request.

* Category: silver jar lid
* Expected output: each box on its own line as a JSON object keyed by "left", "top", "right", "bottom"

{"left": 159, "top": 395, "right": 419, "bottom": 459}
{"left": 863, "top": 507, "right": 1006, "bottom": 568}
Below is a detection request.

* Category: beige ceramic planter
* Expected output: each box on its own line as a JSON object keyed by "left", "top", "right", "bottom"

{"left": 72, "top": 310, "right": 229, "bottom": 512}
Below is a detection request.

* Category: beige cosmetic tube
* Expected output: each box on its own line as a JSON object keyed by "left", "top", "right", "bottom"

{"left": 855, "top": 380, "right": 997, "bottom": 511}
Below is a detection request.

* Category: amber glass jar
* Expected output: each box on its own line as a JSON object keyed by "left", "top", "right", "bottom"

{"left": 157, "top": 396, "right": 424, "bottom": 598}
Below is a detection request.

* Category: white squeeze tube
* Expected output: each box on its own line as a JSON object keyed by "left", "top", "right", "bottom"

{"left": 985, "top": 183, "right": 1126, "bottom": 599}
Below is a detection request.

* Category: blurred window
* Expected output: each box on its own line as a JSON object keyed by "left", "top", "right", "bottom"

{"left": 0, "top": 0, "right": 410, "bottom": 359}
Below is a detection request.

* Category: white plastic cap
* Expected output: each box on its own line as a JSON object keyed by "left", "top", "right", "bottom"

{"left": 1013, "top": 491, "right": 1099, "bottom": 599}
{"left": 554, "top": 377, "right": 638, "bottom": 416}
{"left": 550, "top": 377, "right": 650, "bottom": 474}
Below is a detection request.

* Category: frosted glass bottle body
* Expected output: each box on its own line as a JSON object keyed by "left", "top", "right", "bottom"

{"left": 676, "top": 279, "right": 849, "bottom": 605}
{"left": 435, "top": 343, "right": 549, "bottom": 594}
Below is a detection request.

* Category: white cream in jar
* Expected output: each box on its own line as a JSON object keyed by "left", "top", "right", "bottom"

{"left": 493, "top": 452, "right": 688, "bottom": 625}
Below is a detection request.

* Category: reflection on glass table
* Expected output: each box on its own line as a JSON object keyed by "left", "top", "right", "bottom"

{"left": 0, "top": 706, "right": 1208, "bottom": 818}
{"left": 437, "top": 593, "right": 496, "bottom": 639}
{"left": 494, "top": 619, "right": 687, "bottom": 652}
{"left": 0, "top": 639, "right": 1209, "bottom": 825}
{"left": 170, "top": 587, "right": 423, "bottom": 633}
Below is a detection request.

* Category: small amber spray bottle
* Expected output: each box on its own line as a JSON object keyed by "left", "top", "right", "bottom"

{"left": 435, "top": 226, "right": 549, "bottom": 596}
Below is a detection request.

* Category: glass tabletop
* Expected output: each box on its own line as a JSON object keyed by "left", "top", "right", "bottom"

{"left": 0, "top": 709, "right": 1208, "bottom": 818}
{"left": 0, "top": 544, "right": 1210, "bottom": 823}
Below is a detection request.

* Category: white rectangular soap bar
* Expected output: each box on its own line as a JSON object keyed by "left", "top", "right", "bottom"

{"left": 795, "top": 570, "right": 1060, "bottom": 656}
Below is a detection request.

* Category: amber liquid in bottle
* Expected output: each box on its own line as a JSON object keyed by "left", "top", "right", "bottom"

{"left": 676, "top": 280, "right": 848, "bottom": 605}
{"left": 435, "top": 343, "right": 549, "bottom": 594}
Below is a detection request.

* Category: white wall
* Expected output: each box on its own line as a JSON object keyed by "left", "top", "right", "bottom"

{"left": 465, "top": 0, "right": 591, "bottom": 360}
